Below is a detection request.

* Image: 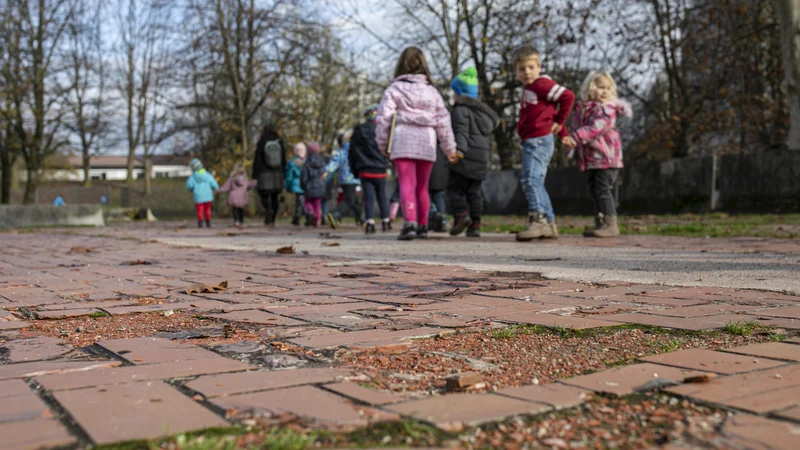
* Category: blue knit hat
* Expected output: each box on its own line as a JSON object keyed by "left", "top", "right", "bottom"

{"left": 451, "top": 67, "right": 479, "bottom": 98}
{"left": 189, "top": 158, "right": 203, "bottom": 171}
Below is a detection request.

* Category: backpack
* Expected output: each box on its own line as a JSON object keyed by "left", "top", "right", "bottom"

{"left": 263, "top": 139, "right": 282, "bottom": 169}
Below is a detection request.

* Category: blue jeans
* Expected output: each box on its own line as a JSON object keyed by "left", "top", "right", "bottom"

{"left": 520, "top": 135, "right": 555, "bottom": 222}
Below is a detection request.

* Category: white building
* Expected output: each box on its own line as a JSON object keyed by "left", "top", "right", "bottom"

{"left": 32, "top": 155, "right": 193, "bottom": 182}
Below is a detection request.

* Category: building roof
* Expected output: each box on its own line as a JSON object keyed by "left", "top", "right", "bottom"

{"left": 49, "top": 154, "right": 192, "bottom": 169}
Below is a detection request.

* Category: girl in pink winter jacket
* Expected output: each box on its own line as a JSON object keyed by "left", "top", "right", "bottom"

{"left": 217, "top": 163, "right": 257, "bottom": 227}
{"left": 564, "top": 71, "right": 632, "bottom": 238}
{"left": 376, "top": 47, "right": 458, "bottom": 241}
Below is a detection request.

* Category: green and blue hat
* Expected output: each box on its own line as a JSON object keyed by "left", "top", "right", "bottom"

{"left": 451, "top": 67, "right": 479, "bottom": 99}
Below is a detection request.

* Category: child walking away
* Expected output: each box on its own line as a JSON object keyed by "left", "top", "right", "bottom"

{"left": 513, "top": 45, "right": 575, "bottom": 242}
{"left": 285, "top": 143, "right": 306, "bottom": 225}
{"left": 186, "top": 158, "right": 219, "bottom": 228}
{"left": 447, "top": 67, "right": 500, "bottom": 238}
{"left": 349, "top": 105, "right": 390, "bottom": 234}
{"left": 218, "top": 163, "right": 256, "bottom": 227}
{"left": 324, "top": 130, "right": 363, "bottom": 229}
{"left": 428, "top": 146, "right": 450, "bottom": 233}
{"left": 564, "top": 71, "right": 632, "bottom": 238}
{"left": 252, "top": 123, "right": 286, "bottom": 226}
{"left": 376, "top": 47, "right": 458, "bottom": 241}
{"left": 300, "top": 142, "right": 326, "bottom": 227}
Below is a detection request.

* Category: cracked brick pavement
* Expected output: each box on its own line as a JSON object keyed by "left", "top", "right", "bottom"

{"left": 1, "top": 228, "right": 799, "bottom": 449}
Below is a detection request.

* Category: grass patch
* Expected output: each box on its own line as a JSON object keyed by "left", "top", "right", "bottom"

{"left": 490, "top": 324, "right": 548, "bottom": 339}
{"left": 490, "top": 327, "right": 517, "bottom": 339}
{"left": 659, "top": 338, "right": 684, "bottom": 353}
{"left": 723, "top": 320, "right": 760, "bottom": 336}
{"left": 90, "top": 311, "right": 110, "bottom": 318}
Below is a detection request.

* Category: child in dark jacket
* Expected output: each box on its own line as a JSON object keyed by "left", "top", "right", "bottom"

{"left": 446, "top": 67, "right": 499, "bottom": 238}
{"left": 285, "top": 142, "right": 306, "bottom": 225}
{"left": 300, "top": 142, "right": 326, "bottom": 227}
{"left": 349, "top": 105, "right": 390, "bottom": 234}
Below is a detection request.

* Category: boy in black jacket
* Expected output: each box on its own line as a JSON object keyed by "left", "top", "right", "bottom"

{"left": 447, "top": 67, "right": 500, "bottom": 237}
{"left": 349, "top": 105, "right": 390, "bottom": 234}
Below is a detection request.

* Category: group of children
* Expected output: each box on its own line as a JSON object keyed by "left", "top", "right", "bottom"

{"left": 186, "top": 43, "right": 631, "bottom": 239}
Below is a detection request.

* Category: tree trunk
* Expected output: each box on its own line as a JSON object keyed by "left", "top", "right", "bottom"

{"left": 776, "top": 0, "right": 800, "bottom": 150}
{"left": 23, "top": 166, "right": 38, "bottom": 204}
{"left": 144, "top": 146, "right": 151, "bottom": 197}
{"left": 0, "top": 144, "right": 10, "bottom": 204}
{"left": 83, "top": 153, "right": 91, "bottom": 187}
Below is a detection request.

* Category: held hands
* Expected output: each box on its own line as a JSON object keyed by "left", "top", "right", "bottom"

{"left": 322, "top": 172, "right": 329, "bottom": 181}
{"left": 551, "top": 123, "right": 563, "bottom": 135}
{"left": 562, "top": 136, "right": 577, "bottom": 149}
{"left": 447, "top": 153, "right": 460, "bottom": 164}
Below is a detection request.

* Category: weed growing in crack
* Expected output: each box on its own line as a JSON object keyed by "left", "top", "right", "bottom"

{"left": 90, "top": 311, "right": 110, "bottom": 318}
{"left": 723, "top": 320, "right": 759, "bottom": 336}
{"left": 490, "top": 327, "right": 517, "bottom": 339}
{"left": 660, "top": 339, "right": 684, "bottom": 353}
{"left": 261, "top": 429, "right": 317, "bottom": 450}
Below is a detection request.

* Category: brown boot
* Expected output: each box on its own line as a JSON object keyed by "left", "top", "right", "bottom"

{"left": 517, "top": 212, "right": 552, "bottom": 241}
{"left": 593, "top": 215, "right": 620, "bottom": 238}
{"left": 547, "top": 222, "right": 559, "bottom": 239}
{"left": 583, "top": 213, "right": 603, "bottom": 237}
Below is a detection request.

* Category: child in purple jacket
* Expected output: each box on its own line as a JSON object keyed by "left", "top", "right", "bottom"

{"left": 218, "top": 163, "right": 257, "bottom": 227}
{"left": 564, "top": 71, "right": 632, "bottom": 238}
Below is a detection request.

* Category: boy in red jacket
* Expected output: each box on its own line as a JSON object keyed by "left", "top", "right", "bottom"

{"left": 513, "top": 45, "right": 576, "bottom": 241}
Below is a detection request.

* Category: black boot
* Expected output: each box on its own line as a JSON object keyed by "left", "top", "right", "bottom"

{"left": 466, "top": 220, "right": 481, "bottom": 238}
{"left": 449, "top": 212, "right": 472, "bottom": 236}
{"left": 205, "top": 219, "right": 212, "bottom": 228}
{"left": 397, "top": 223, "right": 417, "bottom": 241}
{"left": 198, "top": 220, "right": 203, "bottom": 228}
{"left": 416, "top": 225, "right": 428, "bottom": 239}
{"left": 365, "top": 222, "right": 376, "bottom": 234}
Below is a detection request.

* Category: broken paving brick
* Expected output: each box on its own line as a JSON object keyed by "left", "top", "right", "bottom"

{"left": 445, "top": 372, "right": 484, "bottom": 393}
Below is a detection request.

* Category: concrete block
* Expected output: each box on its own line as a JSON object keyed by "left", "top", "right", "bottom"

{"left": 0, "top": 204, "right": 104, "bottom": 229}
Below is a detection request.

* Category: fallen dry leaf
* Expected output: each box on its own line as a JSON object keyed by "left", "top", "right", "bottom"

{"left": 218, "top": 232, "right": 238, "bottom": 237}
{"left": 184, "top": 281, "right": 229, "bottom": 294}
{"left": 338, "top": 273, "right": 359, "bottom": 278}
{"left": 128, "top": 260, "right": 152, "bottom": 266}
{"left": 276, "top": 246, "right": 295, "bottom": 254}
{"left": 68, "top": 246, "right": 94, "bottom": 254}
{"left": 322, "top": 242, "right": 340, "bottom": 247}
{"left": 683, "top": 373, "right": 716, "bottom": 383}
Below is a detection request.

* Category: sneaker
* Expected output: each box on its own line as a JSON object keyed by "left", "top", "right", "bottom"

{"left": 516, "top": 212, "right": 552, "bottom": 241}
{"left": 547, "top": 222, "right": 559, "bottom": 239}
{"left": 416, "top": 225, "right": 429, "bottom": 239}
{"left": 365, "top": 222, "right": 376, "bottom": 234}
{"left": 466, "top": 221, "right": 481, "bottom": 238}
{"left": 327, "top": 213, "right": 338, "bottom": 229}
{"left": 449, "top": 212, "right": 472, "bottom": 236}
{"left": 397, "top": 223, "right": 417, "bottom": 241}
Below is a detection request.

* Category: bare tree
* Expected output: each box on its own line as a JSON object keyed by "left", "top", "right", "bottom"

{"left": 4, "top": 0, "right": 76, "bottom": 203}
{"left": 115, "top": 0, "right": 171, "bottom": 184}
{"left": 64, "top": 0, "right": 108, "bottom": 186}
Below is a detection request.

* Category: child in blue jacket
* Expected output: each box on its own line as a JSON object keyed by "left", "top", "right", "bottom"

{"left": 285, "top": 142, "right": 306, "bottom": 225}
{"left": 186, "top": 158, "right": 220, "bottom": 228}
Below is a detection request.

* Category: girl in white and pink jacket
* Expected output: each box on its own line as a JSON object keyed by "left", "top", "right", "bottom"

{"left": 376, "top": 47, "right": 458, "bottom": 241}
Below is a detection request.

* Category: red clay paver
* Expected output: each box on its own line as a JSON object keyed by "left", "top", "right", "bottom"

{"left": 288, "top": 327, "right": 453, "bottom": 349}
{"left": 641, "top": 348, "right": 787, "bottom": 374}
{"left": 35, "top": 308, "right": 99, "bottom": 319}
{"left": 559, "top": 363, "right": 709, "bottom": 396}
{"left": 0, "top": 379, "right": 34, "bottom": 398}
{"left": 647, "top": 304, "right": 763, "bottom": 318}
{"left": 667, "top": 364, "right": 800, "bottom": 414}
{"left": 0, "top": 418, "right": 77, "bottom": 450}
{"left": 206, "top": 310, "right": 308, "bottom": 326}
{"left": 98, "top": 337, "right": 222, "bottom": 364}
{"left": 721, "top": 342, "right": 800, "bottom": 362}
{"left": 324, "top": 382, "right": 402, "bottom": 406}
{"left": 0, "top": 360, "right": 121, "bottom": 380}
{"left": 497, "top": 383, "right": 590, "bottom": 409}
{"left": 4, "top": 337, "right": 72, "bottom": 363}
{"left": 757, "top": 306, "right": 800, "bottom": 319}
{"left": 0, "top": 394, "right": 50, "bottom": 423}
{"left": 36, "top": 358, "right": 252, "bottom": 391}
{"left": 186, "top": 368, "right": 352, "bottom": 398}
{"left": 385, "top": 393, "right": 549, "bottom": 431}
{"left": 53, "top": 381, "right": 227, "bottom": 445}
{"left": 775, "top": 405, "right": 800, "bottom": 422}
{"left": 213, "top": 385, "right": 397, "bottom": 426}
{"left": 722, "top": 414, "right": 800, "bottom": 450}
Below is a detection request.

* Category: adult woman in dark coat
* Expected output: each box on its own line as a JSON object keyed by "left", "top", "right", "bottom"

{"left": 252, "top": 122, "right": 287, "bottom": 226}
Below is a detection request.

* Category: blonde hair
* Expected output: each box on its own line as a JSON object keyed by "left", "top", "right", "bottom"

{"left": 581, "top": 71, "right": 617, "bottom": 101}
{"left": 229, "top": 162, "right": 246, "bottom": 179}
{"left": 512, "top": 45, "right": 541, "bottom": 68}
{"left": 343, "top": 129, "right": 353, "bottom": 144}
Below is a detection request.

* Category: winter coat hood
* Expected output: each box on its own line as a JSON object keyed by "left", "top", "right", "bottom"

{"left": 449, "top": 96, "right": 499, "bottom": 181}
{"left": 300, "top": 153, "right": 327, "bottom": 199}
{"left": 186, "top": 170, "right": 219, "bottom": 204}
{"left": 219, "top": 173, "right": 256, "bottom": 208}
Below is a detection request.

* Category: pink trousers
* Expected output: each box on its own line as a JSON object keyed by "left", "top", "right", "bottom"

{"left": 394, "top": 158, "right": 434, "bottom": 226}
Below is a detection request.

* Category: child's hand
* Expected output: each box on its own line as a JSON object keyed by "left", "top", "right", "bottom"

{"left": 562, "top": 136, "right": 577, "bottom": 149}
{"left": 447, "top": 153, "right": 460, "bottom": 164}
{"left": 551, "top": 123, "right": 563, "bottom": 135}
{"left": 322, "top": 172, "right": 329, "bottom": 181}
